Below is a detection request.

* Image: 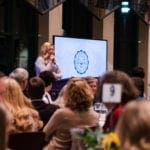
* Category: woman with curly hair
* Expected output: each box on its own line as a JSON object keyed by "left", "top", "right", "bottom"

{"left": 116, "top": 100, "right": 150, "bottom": 150}
{"left": 0, "top": 77, "right": 43, "bottom": 133}
{"left": 43, "top": 77, "right": 99, "bottom": 150}
{"left": 98, "top": 70, "right": 139, "bottom": 131}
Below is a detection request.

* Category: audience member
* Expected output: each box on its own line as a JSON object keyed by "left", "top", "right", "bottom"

{"left": 115, "top": 100, "right": 150, "bottom": 150}
{"left": 9, "top": 67, "right": 29, "bottom": 96}
{"left": 130, "top": 66, "right": 145, "bottom": 79}
{"left": 97, "top": 70, "right": 139, "bottom": 131}
{"left": 35, "top": 42, "right": 62, "bottom": 79}
{"left": 84, "top": 76, "right": 98, "bottom": 104}
{"left": 0, "top": 104, "right": 9, "bottom": 150}
{"left": 28, "top": 76, "right": 60, "bottom": 126}
{"left": 87, "top": 76, "right": 108, "bottom": 126}
{"left": 130, "top": 66, "right": 146, "bottom": 99}
{"left": 132, "top": 77, "right": 146, "bottom": 100}
{"left": 43, "top": 77, "right": 99, "bottom": 150}
{"left": 0, "top": 77, "right": 43, "bottom": 133}
{"left": 39, "top": 70, "right": 56, "bottom": 104}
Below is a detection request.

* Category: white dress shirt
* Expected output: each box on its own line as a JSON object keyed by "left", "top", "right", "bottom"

{"left": 42, "top": 92, "right": 52, "bottom": 104}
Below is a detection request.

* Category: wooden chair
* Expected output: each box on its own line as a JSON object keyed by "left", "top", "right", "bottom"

{"left": 8, "top": 132, "right": 45, "bottom": 150}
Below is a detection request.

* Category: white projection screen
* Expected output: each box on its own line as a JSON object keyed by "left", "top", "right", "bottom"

{"left": 54, "top": 36, "right": 107, "bottom": 79}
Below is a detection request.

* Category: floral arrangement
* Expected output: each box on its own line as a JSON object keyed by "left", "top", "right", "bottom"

{"left": 77, "top": 127, "right": 120, "bottom": 150}
{"left": 101, "top": 132, "right": 120, "bottom": 150}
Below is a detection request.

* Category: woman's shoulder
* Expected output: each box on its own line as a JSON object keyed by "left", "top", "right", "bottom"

{"left": 88, "top": 108, "right": 99, "bottom": 116}
{"left": 54, "top": 108, "right": 99, "bottom": 121}
{"left": 35, "top": 56, "right": 43, "bottom": 62}
{"left": 49, "top": 108, "right": 74, "bottom": 123}
{"left": 55, "top": 108, "right": 72, "bottom": 115}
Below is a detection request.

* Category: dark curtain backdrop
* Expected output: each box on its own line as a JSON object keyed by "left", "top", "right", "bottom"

{"left": 0, "top": 0, "right": 38, "bottom": 76}
{"left": 114, "top": 9, "right": 139, "bottom": 74}
{"left": 62, "top": 0, "right": 93, "bottom": 38}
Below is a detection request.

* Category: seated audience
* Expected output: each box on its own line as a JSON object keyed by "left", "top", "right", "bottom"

{"left": 28, "top": 76, "right": 59, "bottom": 126}
{"left": 0, "top": 103, "right": 9, "bottom": 150}
{"left": 97, "top": 70, "right": 139, "bottom": 131}
{"left": 39, "top": 70, "right": 56, "bottom": 104}
{"left": 0, "top": 77, "right": 43, "bottom": 133}
{"left": 9, "top": 67, "right": 29, "bottom": 97}
{"left": 115, "top": 100, "right": 150, "bottom": 150}
{"left": 43, "top": 77, "right": 99, "bottom": 150}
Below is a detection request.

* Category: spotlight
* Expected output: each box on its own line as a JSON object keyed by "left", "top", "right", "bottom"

{"left": 121, "top": 1, "right": 130, "bottom": 13}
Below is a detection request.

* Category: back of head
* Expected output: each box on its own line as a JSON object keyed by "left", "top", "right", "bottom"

{"left": 39, "top": 70, "right": 55, "bottom": 87}
{"left": 0, "top": 78, "right": 26, "bottom": 106}
{"left": 9, "top": 68, "right": 29, "bottom": 84}
{"left": 98, "top": 70, "right": 139, "bottom": 104}
{"left": 131, "top": 66, "right": 145, "bottom": 79}
{"left": 28, "top": 76, "right": 45, "bottom": 99}
{"left": 64, "top": 77, "right": 94, "bottom": 112}
{"left": 116, "top": 100, "right": 150, "bottom": 150}
{"left": 132, "top": 77, "right": 144, "bottom": 98}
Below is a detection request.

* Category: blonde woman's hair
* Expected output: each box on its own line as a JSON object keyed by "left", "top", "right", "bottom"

{"left": 84, "top": 76, "right": 98, "bottom": 85}
{"left": 0, "top": 78, "right": 43, "bottom": 133}
{"left": 84, "top": 76, "right": 98, "bottom": 95}
{"left": 64, "top": 77, "right": 94, "bottom": 112}
{"left": 116, "top": 100, "right": 150, "bottom": 150}
{"left": 40, "top": 42, "right": 51, "bottom": 56}
{"left": 0, "top": 103, "right": 9, "bottom": 150}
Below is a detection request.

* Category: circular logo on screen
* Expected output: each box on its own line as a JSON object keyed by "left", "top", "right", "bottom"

{"left": 74, "top": 50, "right": 89, "bottom": 74}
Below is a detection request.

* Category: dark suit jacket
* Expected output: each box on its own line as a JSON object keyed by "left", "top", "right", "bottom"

{"left": 31, "top": 99, "right": 60, "bottom": 126}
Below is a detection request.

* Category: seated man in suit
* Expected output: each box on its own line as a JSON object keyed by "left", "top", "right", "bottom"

{"left": 27, "top": 76, "right": 60, "bottom": 126}
{"left": 39, "top": 70, "right": 56, "bottom": 104}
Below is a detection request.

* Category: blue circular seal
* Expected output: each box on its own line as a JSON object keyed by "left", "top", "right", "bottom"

{"left": 74, "top": 50, "right": 89, "bottom": 74}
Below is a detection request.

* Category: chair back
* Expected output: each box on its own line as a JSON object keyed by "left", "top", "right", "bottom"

{"left": 8, "top": 132, "right": 45, "bottom": 150}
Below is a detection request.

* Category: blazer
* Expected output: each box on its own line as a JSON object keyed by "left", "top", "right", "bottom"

{"left": 31, "top": 99, "right": 60, "bottom": 126}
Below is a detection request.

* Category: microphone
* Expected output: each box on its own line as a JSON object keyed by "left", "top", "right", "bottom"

{"left": 50, "top": 55, "right": 56, "bottom": 64}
